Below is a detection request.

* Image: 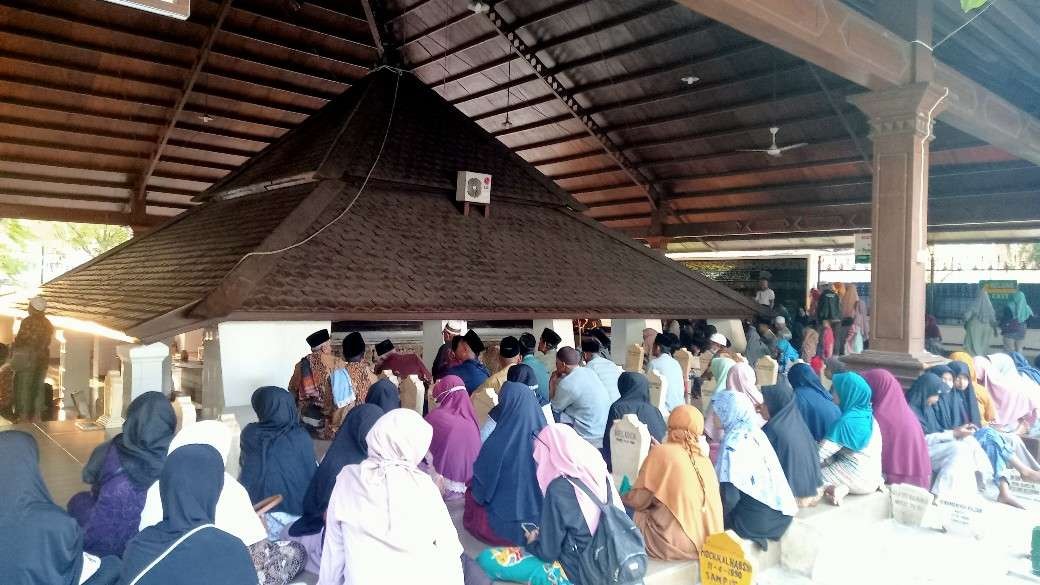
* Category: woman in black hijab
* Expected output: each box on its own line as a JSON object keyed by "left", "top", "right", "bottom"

{"left": 760, "top": 377, "right": 824, "bottom": 507}
{"left": 121, "top": 444, "right": 255, "bottom": 585}
{"left": 239, "top": 387, "right": 316, "bottom": 522}
{"left": 602, "top": 372, "right": 667, "bottom": 469}
{"left": 1, "top": 431, "right": 121, "bottom": 585}
{"left": 364, "top": 378, "right": 401, "bottom": 411}
{"left": 68, "top": 391, "right": 176, "bottom": 557}
{"left": 287, "top": 404, "right": 384, "bottom": 574}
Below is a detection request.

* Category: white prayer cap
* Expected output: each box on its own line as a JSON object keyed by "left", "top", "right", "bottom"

{"left": 28, "top": 296, "right": 46, "bottom": 312}
{"left": 709, "top": 333, "right": 728, "bottom": 346}
{"left": 444, "top": 320, "right": 466, "bottom": 334}
{"left": 774, "top": 316, "right": 786, "bottom": 325}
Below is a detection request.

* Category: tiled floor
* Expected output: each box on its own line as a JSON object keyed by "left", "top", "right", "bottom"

{"left": 2, "top": 419, "right": 115, "bottom": 505}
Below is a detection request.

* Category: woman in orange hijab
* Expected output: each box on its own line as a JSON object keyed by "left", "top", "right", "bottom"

{"left": 622, "top": 405, "right": 724, "bottom": 560}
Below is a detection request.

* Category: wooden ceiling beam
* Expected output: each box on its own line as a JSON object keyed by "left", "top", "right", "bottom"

{"left": 0, "top": 188, "right": 194, "bottom": 209}
{"left": 0, "top": 202, "right": 164, "bottom": 226}
{"left": 672, "top": 0, "right": 1040, "bottom": 164}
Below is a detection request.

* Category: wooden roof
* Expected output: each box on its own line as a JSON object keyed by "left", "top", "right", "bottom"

{"left": 38, "top": 69, "right": 762, "bottom": 341}
{"left": 0, "top": 0, "right": 1038, "bottom": 246}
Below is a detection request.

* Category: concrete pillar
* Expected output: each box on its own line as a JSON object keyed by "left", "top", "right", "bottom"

{"left": 534, "top": 319, "right": 576, "bottom": 349}
{"left": 610, "top": 319, "right": 663, "bottom": 368}
{"left": 842, "top": 82, "right": 948, "bottom": 386}
{"left": 96, "top": 370, "right": 124, "bottom": 429}
{"left": 63, "top": 331, "right": 93, "bottom": 417}
{"left": 216, "top": 321, "right": 328, "bottom": 407}
{"left": 116, "top": 341, "right": 169, "bottom": 406}
{"left": 200, "top": 329, "right": 224, "bottom": 419}
{"left": 423, "top": 320, "right": 448, "bottom": 370}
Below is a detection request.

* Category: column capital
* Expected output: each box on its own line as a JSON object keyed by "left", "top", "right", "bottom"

{"left": 848, "top": 82, "right": 950, "bottom": 138}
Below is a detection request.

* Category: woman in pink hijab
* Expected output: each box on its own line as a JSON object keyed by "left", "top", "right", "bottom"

{"left": 477, "top": 424, "right": 624, "bottom": 585}
{"left": 424, "top": 375, "right": 481, "bottom": 501}
{"left": 974, "top": 356, "right": 1039, "bottom": 434}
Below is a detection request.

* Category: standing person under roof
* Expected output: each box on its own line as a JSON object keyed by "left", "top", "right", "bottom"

{"left": 342, "top": 331, "right": 376, "bottom": 408}
{"left": 433, "top": 321, "right": 466, "bottom": 381}
{"left": 288, "top": 329, "right": 353, "bottom": 439}
{"left": 537, "top": 328, "right": 563, "bottom": 376}
{"left": 581, "top": 337, "right": 621, "bottom": 402}
{"left": 476, "top": 336, "right": 523, "bottom": 396}
{"left": 550, "top": 347, "right": 610, "bottom": 448}
{"left": 373, "top": 340, "right": 431, "bottom": 386}
{"left": 448, "top": 330, "right": 491, "bottom": 394}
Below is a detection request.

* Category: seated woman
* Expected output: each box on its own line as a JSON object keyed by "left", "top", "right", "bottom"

{"left": 704, "top": 358, "right": 761, "bottom": 459}
{"left": 478, "top": 424, "right": 625, "bottom": 585}
{"left": 861, "top": 369, "right": 932, "bottom": 490}
{"left": 319, "top": 409, "right": 464, "bottom": 585}
{"left": 990, "top": 352, "right": 1040, "bottom": 403}
{"left": 974, "top": 355, "right": 1038, "bottom": 434}
{"left": 713, "top": 391, "right": 797, "bottom": 549}
{"left": 288, "top": 404, "right": 384, "bottom": 574}
{"left": 623, "top": 405, "right": 723, "bottom": 560}
{"left": 240, "top": 386, "right": 317, "bottom": 537}
{"left": 123, "top": 445, "right": 257, "bottom": 585}
{"left": 480, "top": 364, "right": 544, "bottom": 441}
{"left": 425, "top": 376, "right": 482, "bottom": 501}
{"left": 465, "top": 381, "right": 547, "bottom": 546}
{"left": 602, "top": 372, "right": 666, "bottom": 469}
{"left": 788, "top": 363, "right": 841, "bottom": 442}
{"left": 140, "top": 421, "right": 305, "bottom": 585}
{"left": 818, "top": 373, "right": 884, "bottom": 505}
{"left": 1, "top": 431, "right": 121, "bottom": 585}
{"left": 68, "top": 391, "right": 175, "bottom": 557}
{"left": 760, "top": 378, "right": 824, "bottom": 508}
{"left": 365, "top": 378, "right": 401, "bottom": 410}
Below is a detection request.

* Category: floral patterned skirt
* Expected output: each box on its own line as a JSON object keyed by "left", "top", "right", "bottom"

{"left": 476, "top": 547, "right": 571, "bottom": 585}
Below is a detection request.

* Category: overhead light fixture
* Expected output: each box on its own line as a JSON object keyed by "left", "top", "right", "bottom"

{"left": 99, "top": 0, "right": 190, "bottom": 20}
{"left": 502, "top": 115, "right": 513, "bottom": 129}
{"left": 681, "top": 75, "right": 700, "bottom": 85}
{"left": 467, "top": 0, "right": 490, "bottom": 13}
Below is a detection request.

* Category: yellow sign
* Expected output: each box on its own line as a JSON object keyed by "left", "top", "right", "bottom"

{"left": 700, "top": 531, "right": 753, "bottom": 585}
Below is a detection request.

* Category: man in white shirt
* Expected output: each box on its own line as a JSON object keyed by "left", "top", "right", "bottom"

{"left": 581, "top": 337, "right": 621, "bottom": 402}
{"left": 754, "top": 278, "right": 775, "bottom": 309}
{"left": 648, "top": 332, "right": 686, "bottom": 414}
{"left": 550, "top": 347, "right": 610, "bottom": 448}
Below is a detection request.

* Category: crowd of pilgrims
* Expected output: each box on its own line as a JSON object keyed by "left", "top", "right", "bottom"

{"left": 5, "top": 312, "right": 1040, "bottom": 585}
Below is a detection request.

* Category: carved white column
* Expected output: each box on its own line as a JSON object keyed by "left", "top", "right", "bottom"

{"left": 116, "top": 342, "right": 170, "bottom": 404}
{"left": 95, "top": 370, "right": 124, "bottom": 429}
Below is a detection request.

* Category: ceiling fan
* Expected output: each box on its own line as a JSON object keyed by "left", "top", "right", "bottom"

{"left": 737, "top": 126, "right": 808, "bottom": 158}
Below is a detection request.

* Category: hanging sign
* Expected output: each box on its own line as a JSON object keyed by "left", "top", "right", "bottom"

{"left": 853, "top": 233, "right": 872, "bottom": 264}
{"left": 980, "top": 280, "right": 1018, "bottom": 300}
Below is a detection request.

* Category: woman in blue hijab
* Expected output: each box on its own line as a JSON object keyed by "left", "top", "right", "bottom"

{"left": 787, "top": 363, "right": 841, "bottom": 442}
{"left": 465, "top": 381, "right": 547, "bottom": 546}
{"left": 121, "top": 444, "right": 255, "bottom": 585}
{"left": 817, "top": 372, "right": 883, "bottom": 504}
{"left": 365, "top": 378, "right": 401, "bottom": 411}
{"left": 239, "top": 386, "right": 316, "bottom": 534}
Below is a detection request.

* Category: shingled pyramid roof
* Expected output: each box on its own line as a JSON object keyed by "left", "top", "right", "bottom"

{"left": 39, "top": 68, "right": 760, "bottom": 342}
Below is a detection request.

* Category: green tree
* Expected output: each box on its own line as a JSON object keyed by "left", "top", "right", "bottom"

{"left": 0, "top": 218, "right": 31, "bottom": 281}
{"left": 50, "top": 223, "right": 132, "bottom": 257}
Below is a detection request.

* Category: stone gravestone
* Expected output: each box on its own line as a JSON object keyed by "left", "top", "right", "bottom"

{"left": 609, "top": 414, "right": 651, "bottom": 487}
{"left": 675, "top": 348, "right": 694, "bottom": 379}
{"left": 471, "top": 388, "right": 498, "bottom": 426}
{"left": 1006, "top": 470, "right": 1040, "bottom": 504}
{"left": 378, "top": 370, "right": 400, "bottom": 387}
{"left": 754, "top": 355, "right": 778, "bottom": 387}
{"left": 399, "top": 374, "right": 425, "bottom": 415}
{"left": 647, "top": 370, "right": 668, "bottom": 415}
{"left": 937, "top": 495, "right": 985, "bottom": 538}
{"left": 541, "top": 404, "right": 554, "bottom": 426}
{"left": 624, "top": 343, "right": 644, "bottom": 372}
{"left": 173, "top": 395, "right": 197, "bottom": 432}
{"left": 700, "top": 530, "right": 754, "bottom": 585}
{"left": 95, "top": 370, "right": 124, "bottom": 429}
{"left": 889, "top": 483, "right": 935, "bottom": 527}
{"left": 220, "top": 413, "right": 242, "bottom": 479}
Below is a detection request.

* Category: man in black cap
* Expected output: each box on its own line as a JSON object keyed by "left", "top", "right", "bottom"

{"left": 519, "top": 333, "right": 551, "bottom": 405}
{"left": 446, "top": 330, "right": 490, "bottom": 393}
{"left": 289, "top": 328, "right": 350, "bottom": 439}
{"left": 373, "top": 339, "right": 432, "bottom": 386}
{"left": 581, "top": 337, "right": 621, "bottom": 402}
{"left": 342, "top": 331, "right": 376, "bottom": 408}
{"left": 537, "top": 327, "right": 563, "bottom": 374}
{"left": 475, "top": 335, "right": 523, "bottom": 396}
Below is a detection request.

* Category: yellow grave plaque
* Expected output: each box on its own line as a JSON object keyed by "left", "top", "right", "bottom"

{"left": 700, "top": 531, "right": 753, "bottom": 585}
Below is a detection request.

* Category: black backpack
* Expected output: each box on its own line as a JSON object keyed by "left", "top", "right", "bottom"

{"left": 565, "top": 476, "right": 647, "bottom": 585}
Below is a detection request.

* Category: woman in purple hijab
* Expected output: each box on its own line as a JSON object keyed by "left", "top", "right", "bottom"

{"left": 425, "top": 375, "right": 482, "bottom": 501}
{"left": 861, "top": 369, "right": 932, "bottom": 489}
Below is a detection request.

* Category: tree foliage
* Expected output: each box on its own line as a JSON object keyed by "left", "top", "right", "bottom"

{"left": 50, "top": 223, "right": 132, "bottom": 257}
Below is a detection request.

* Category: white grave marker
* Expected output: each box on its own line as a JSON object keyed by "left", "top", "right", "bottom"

{"left": 173, "top": 395, "right": 197, "bottom": 432}
{"left": 937, "top": 495, "right": 985, "bottom": 538}
{"left": 1006, "top": 470, "right": 1040, "bottom": 504}
{"left": 625, "top": 343, "right": 645, "bottom": 372}
{"left": 471, "top": 388, "right": 498, "bottom": 426}
{"left": 610, "top": 414, "right": 651, "bottom": 487}
{"left": 647, "top": 369, "right": 668, "bottom": 415}
{"left": 220, "top": 413, "right": 242, "bottom": 479}
{"left": 95, "top": 370, "right": 124, "bottom": 429}
{"left": 755, "top": 355, "right": 779, "bottom": 387}
{"left": 399, "top": 374, "right": 425, "bottom": 415}
{"left": 378, "top": 370, "right": 399, "bottom": 387}
{"left": 889, "top": 483, "right": 934, "bottom": 527}
{"left": 542, "top": 404, "right": 554, "bottom": 426}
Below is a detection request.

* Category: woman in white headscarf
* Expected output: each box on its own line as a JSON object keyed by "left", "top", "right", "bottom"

{"left": 319, "top": 409, "right": 464, "bottom": 585}
{"left": 139, "top": 421, "right": 306, "bottom": 585}
{"left": 963, "top": 286, "right": 998, "bottom": 357}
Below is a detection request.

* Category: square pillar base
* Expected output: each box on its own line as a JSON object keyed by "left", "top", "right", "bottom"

{"left": 840, "top": 350, "right": 946, "bottom": 389}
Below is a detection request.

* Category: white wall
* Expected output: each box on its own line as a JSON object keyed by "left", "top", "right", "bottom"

{"left": 218, "top": 321, "right": 330, "bottom": 408}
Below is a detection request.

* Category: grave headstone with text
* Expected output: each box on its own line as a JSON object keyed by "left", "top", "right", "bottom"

{"left": 1006, "top": 470, "right": 1040, "bottom": 504}
{"left": 937, "top": 495, "right": 985, "bottom": 538}
{"left": 399, "top": 374, "right": 425, "bottom": 415}
{"left": 220, "top": 413, "right": 242, "bottom": 479}
{"left": 647, "top": 370, "right": 668, "bottom": 415}
{"left": 471, "top": 388, "right": 498, "bottom": 426}
{"left": 625, "top": 344, "right": 645, "bottom": 372}
{"left": 700, "top": 530, "right": 754, "bottom": 585}
{"left": 610, "top": 414, "right": 651, "bottom": 487}
{"left": 890, "top": 483, "right": 935, "bottom": 527}
{"left": 755, "top": 355, "right": 779, "bottom": 387}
